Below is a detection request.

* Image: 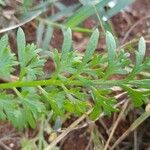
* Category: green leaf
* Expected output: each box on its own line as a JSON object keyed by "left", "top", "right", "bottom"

{"left": 0, "top": 91, "right": 45, "bottom": 129}
{"left": 39, "top": 87, "right": 64, "bottom": 115}
{"left": 65, "top": 0, "right": 109, "bottom": 27}
{"left": 21, "top": 138, "right": 36, "bottom": 150}
{"left": 61, "top": 28, "right": 72, "bottom": 61}
{"left": 0, "top": 34, "right": 8, "bottom": 52}
{"left": 0, "top": 0, "right": 5, "bottom": 6}
{"left": 49, "top": 3, "right": 80, "bottom": 22}
{"left": 11, "top": 108, "right": 26, "bottom": 129}
{"left": 138, "top": 37, "right": 146, "bottom": 56}
{"left": 106, "top": 31, "right": 116, "bottom": 64}
{"left": 78, "top": 76, "right": 94, "bottom": 86}
{"left": 36, "top": 22, "right": 45, "bottom": 47}
{"left": 74, "top": 100, "right": 87, "bottom": 114}
{"left": 42, "top": 25, "right": 53, "bottom": 50}
{"left": 19, "top": 44, "right": 46, "bottom": 80}
{"left": 47, "top": 94, "right": 64, "bottom": 115}
{"left": 23, "top": 0, "right": 33, "bottom": 9}
{"left": 128, "top": 37, "right": 146, "bottom": 79}
{"left": 17, "top": 28, "right": 26, "bottom": 67}
{"left": 0, "top": 24, "right": 150, "bottom": 130}
{"left": 122, "top": 86, "right": 146, "bottom": 107}
{"left": 91, "top": 87, "right": 117, "bottom": 118}
{"left": 25, "top": 110, "right": 36, "bottom": 128}
{"left": 129, "top": 79, "right": 150, "bottom": 89}
{"left": 83, "top": 29, "right": 99, "bottom": 63}
{"left": 0, "top": 35, "right": 17, "bottom": 78}
{"left": 50, "top": 49, "right": 61, "bottom": 74}
{"left": 69, "top": 87, "right": 88, "bottom": 101}
{"left": 0, "top": 93, "right": 20, "bottom": 126}
{"left": 21, "top": 92, "right": 45, "bottom": 128}
{"left": 90, "top": 105, "right": 102, "bottom": 120}
{"left": 136, "top": 37, "right": 146, "bottom": 66}
{"left": 104, "top": 0, "right": 135, "bottom": 19}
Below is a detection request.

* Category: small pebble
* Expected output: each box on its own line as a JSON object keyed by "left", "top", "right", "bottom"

{"left": 9, "top": 143, "right": 14, "bottom": 148}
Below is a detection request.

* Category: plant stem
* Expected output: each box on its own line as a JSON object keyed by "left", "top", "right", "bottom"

{"left": 104, "top": 100, "right": 129, "bottom": 150}
{"left": 0, "top": 78, "right": 125, "bottom": 89}
{"left": 93, "top": 4, "right": 105, "bottom": 33}
{"left": 0, "top": 79, "right": 80, "bottom": 89}
{"left": 13, "top": 88, "right": 23, "bottom": 98}
{"left": 37, "top": 17, "right": 93, "bottom": 33}
{"left": 110, "top": 111, "right": 150, "bottom": 150}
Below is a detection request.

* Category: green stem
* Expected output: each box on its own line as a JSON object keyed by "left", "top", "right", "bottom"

{"left": 13, "top": 88, "right": 23, "bottom": 98}
{"left": 0, "top": 79, "right": 58, "bottom": 89}
{"left": 37, "top": 17, "right": 93, "bottom": 33}
{"left": 61, "top": 83, "right": 76, "bottom": 103}
{"left": 0, "top": 78, "right": 125, "bottom": 89}
{"left": 92, "top": 5, "right": 105, "bottom": 33}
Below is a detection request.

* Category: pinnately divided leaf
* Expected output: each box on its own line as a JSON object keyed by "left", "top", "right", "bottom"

{"left": 0, "top": 93, "right": 26, "bottom": 129}
{"left": 137, "top": 37, "right": 146, "bottom": 66}
{"left": 128, "top": 37, "right": 146, "bottom": 79}
{"left": 106, "top": 31, "right": 116, "bottom": 65}
{"left": 21, "top": 94, "right": 45, "bottom": 128}
{"left": 61, "top": 28, "right": 72, "bottom": 61}
{"left": 0, "top": 93, "right": 16, "bottom": 121}
{"left": 17, "top": 28, "right": 46, "bottom": 80}
{"left": 0, "top": 27, "right": 149, "bottom": 129}
{"left": 90, "top": 87, "right": 117, "bottom": 120}
{"left": 20, "top": 44, "right": 46, "bottom": 80}
{"left": 17, "top": 28, "right": 26, "bottom": 67}
{"left": 83, "top": 29, "right": 99, "bottom": 63}
{"left": 0, "top": 91, "right": 45, "bottom": 129}
{"left": 0, "top": 35, "right": 17, "bottom": 78}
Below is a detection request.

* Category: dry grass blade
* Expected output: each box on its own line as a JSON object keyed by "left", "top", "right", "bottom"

{"left": 110, "top": 111, "right": 150, "bottom": 150}
{"left": 121, "top": 15, "right": 150, "bottom": 44}
{"left": 45, "top": 97, "right": 127, "bottom": 150}
{"left": 104, "top": 99, "right": 129, "bottom": 150}
{"left": 117, "top": 35, "right": 150, "bottom": 51}
{"left": 44, "top": 109, "right": 93, "bottom": 150}
{"left": 0, "top": 141, "right": 12, "bottom": 150}
{"left": 0, "top": 11, "right": 42, "bottom": 34}
{"left": 134, "top": 129, "right": 138, "bottom": 150}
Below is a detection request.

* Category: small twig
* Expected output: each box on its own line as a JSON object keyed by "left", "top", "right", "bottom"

{"left": 44, "top": 109, "right": 93, "bottom": 150}
{"left": 45, "top": 97, "right": 127, "bottom": 150}
{"left": 117, "top": 34, "right": 150, "bottom": 51}
{"left": 110, "top": 111, "right": 150, "bottom": 150}
{"left": 0, "top": 141, "right": 12, "bottom": 150}
{"left": 85, "top": 133, "right": 92, "bottom": 150}
{"left": 99, "top": 118, "right": 118, "bottom": 148}
{"left": 0, "top": 11, "right": 42, "bottom": 34}
{"left": 121, "top": 15, "right": 150, "bottom": 44}
{"left": 99, "top": 119, "right": 109, "bottom": 134}
{"left": 92, "top": 127, "right": 106, "bottom": 149}
{"left": 134, "top": 129, "right": 138, "bottom": 150}
{"left": 38, "top": 116, "right": 45, "bottom": 150}
{"left": 92, "top": 4, "right": 105, "bottom": 34}
{"left": 104, "top": 100, "right": 129, "bottom": 150}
